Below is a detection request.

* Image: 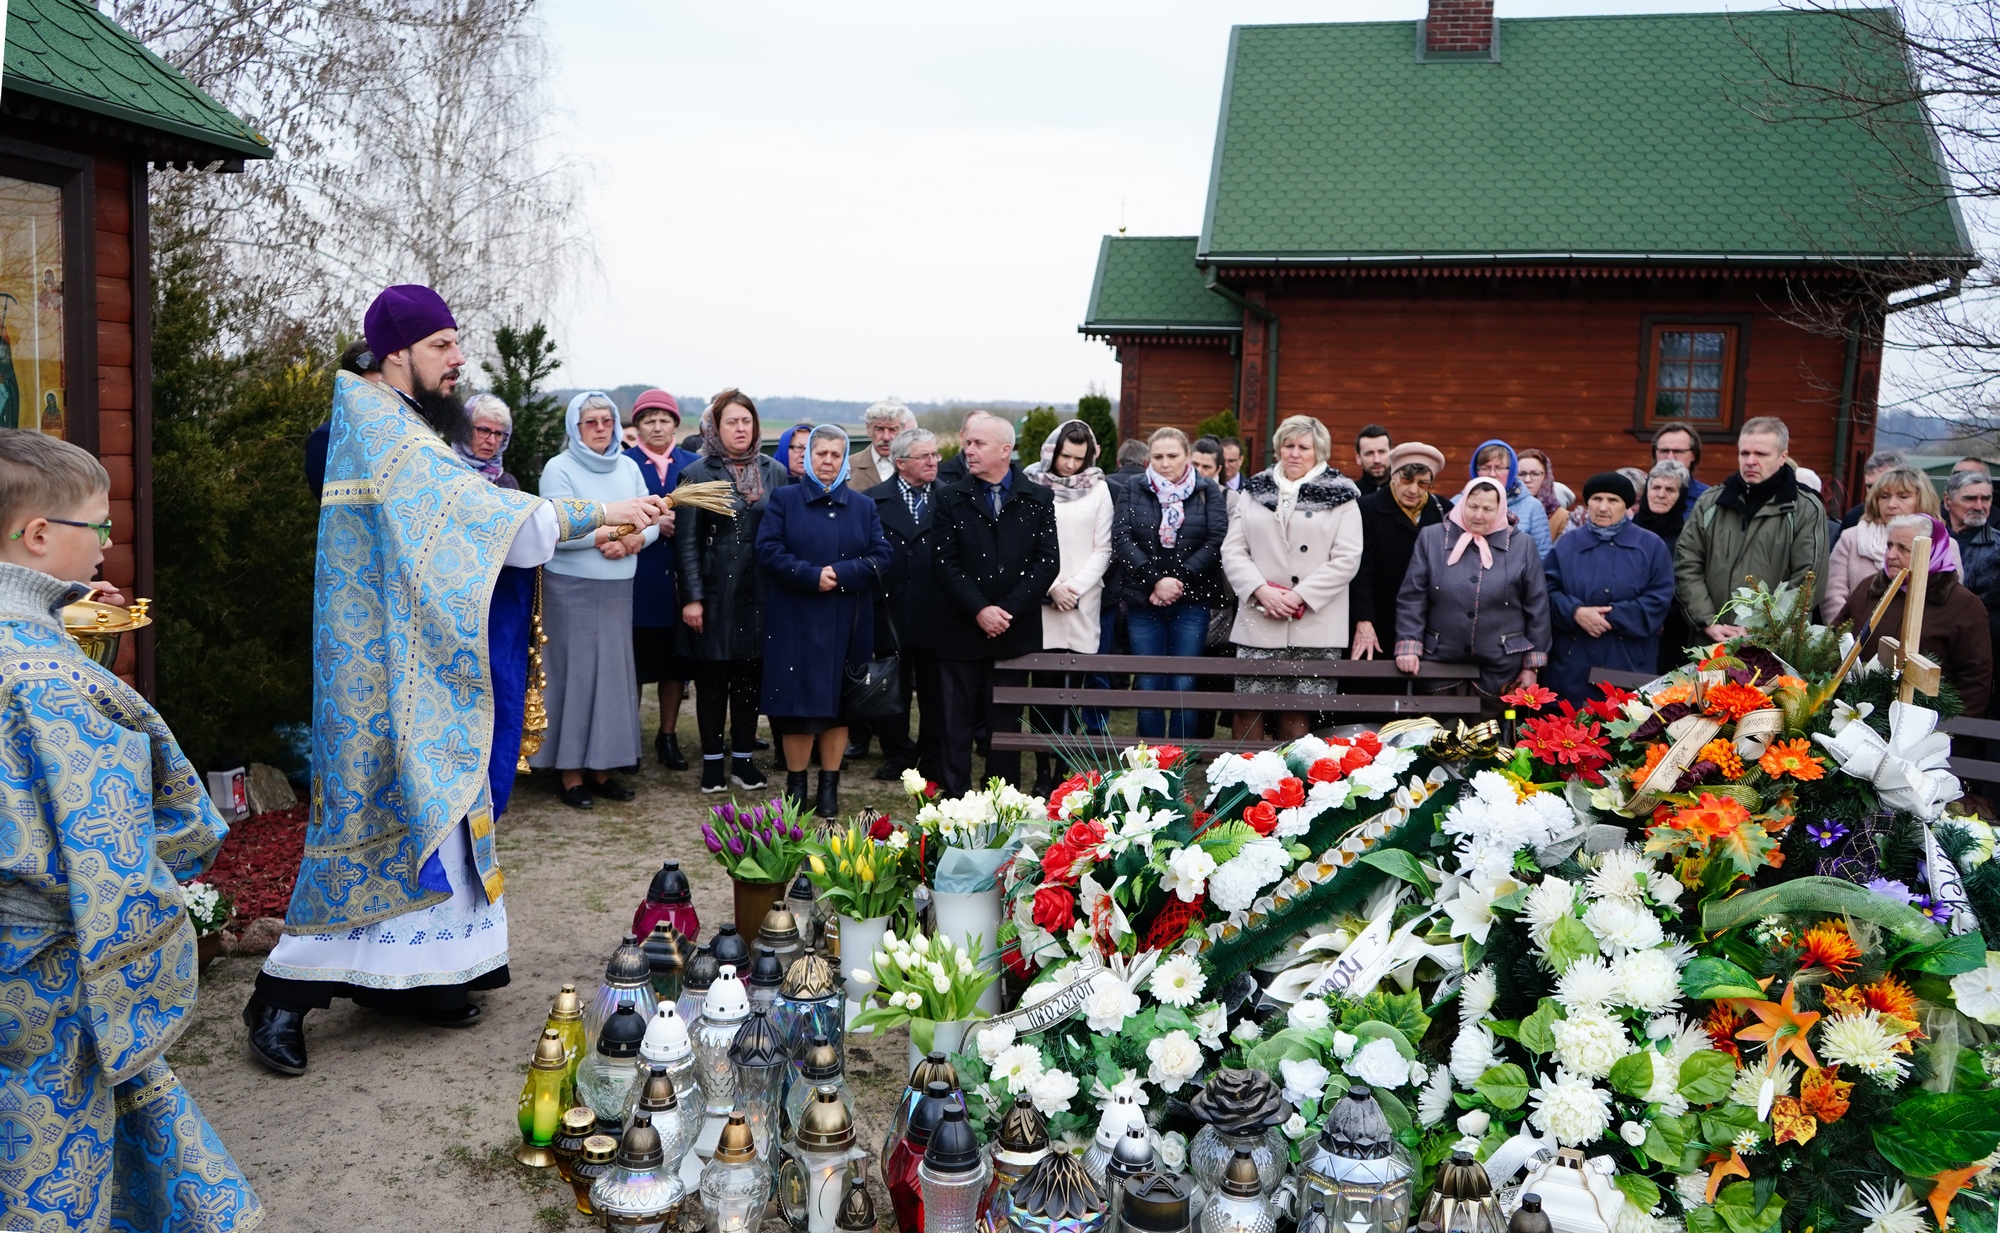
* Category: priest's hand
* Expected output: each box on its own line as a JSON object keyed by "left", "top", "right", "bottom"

{"left": 603, "top": 497, "right": 660, "bottom": 530}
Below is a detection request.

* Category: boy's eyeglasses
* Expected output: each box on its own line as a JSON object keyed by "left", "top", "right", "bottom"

{"left": 11, "top": 518, "right": 113, "bottom": 547}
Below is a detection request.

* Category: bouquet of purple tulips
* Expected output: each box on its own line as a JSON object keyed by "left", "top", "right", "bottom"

{"left": 701, "top": 795, "right": 815, "bottom": 884}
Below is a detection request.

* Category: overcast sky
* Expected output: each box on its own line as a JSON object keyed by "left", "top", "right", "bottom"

{"left": 541, "top": 1, "right": 1787, "bottom": 404}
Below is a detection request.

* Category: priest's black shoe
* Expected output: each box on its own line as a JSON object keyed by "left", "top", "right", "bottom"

{"left": 419, "top": 1003, "right": 482, "bottom": 1029}
{"left": 243, "top": 1000, "right": 308, "bottom": 1076}
{"left": 656, "top": 731, "right": 688, "bottom": 771}
{"left": 816, "top": 770, "right": 841, "bottom": 820}
{"left": 592, "top": 777, "right": 636, "bottom": 802}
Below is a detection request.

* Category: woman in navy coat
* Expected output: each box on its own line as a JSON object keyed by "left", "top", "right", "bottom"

{"left": 757, "top": 425, "right": 892, "bottom": 818}
{"left": 1543, "top": 471, "right": 1677, "bottom": 705}
{"left": 625, "top": 390, "right": 700, "bottom": 770}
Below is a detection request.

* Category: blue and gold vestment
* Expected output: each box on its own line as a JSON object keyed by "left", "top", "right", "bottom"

{"left": 0, "top": 564, "right": 261, "bottom": 1231}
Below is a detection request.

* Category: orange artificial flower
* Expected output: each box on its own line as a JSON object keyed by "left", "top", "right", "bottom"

{"left": 1705, "top": 680, "right": 1773, "bottom": 723}
{"left": 1704, "top": 1003, "right": 1746, "bottom": 1062}
{"left": 1797, "top": 921, "right": 1863, "bottom": 977}
{"left": 1698, "top": 737, "right": 1745, "bottom": 779}
{"left": 1735, "top": 980, "right": 1822, "bottom": 1070}
{"left": 1654, "top": 681, "right": 1696, "bottom": 706}
{"left": 1628, "top": 742, "right": 1670, "bottom": 787}
{"left": 1704, "top": 1149, "right": 1750, "bottom": 1202}
{"left": 1822, "top": 985, "right": 1866, "bottom": 1016}
{"left": 1769, "top": 1095, "right": 1817, "bottom": 1145}
{"left": 1930, "top": 1164, "right": 1986, "bottom": 1229}
{"left": 1798, "top": 1065, "right": 1852, "bottom": 1122}
{"left": 1670, "top": 793, "right": 1751, "bottom": 843}
{"left": 1758, "top": 739, "right": 1826, "bottom": 781}
{"left": 1860, "top": 975, "right": 1920, "bottom": 1021}
{"left": 1772, "top": 675, "right": 1808, "bottom": 693}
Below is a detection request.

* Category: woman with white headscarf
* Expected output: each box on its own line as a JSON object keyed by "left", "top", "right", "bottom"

{"left": 757, "top": 424, "right": 892, "bottom": 818}
{"left": 531, "top": 391, "right": 657, "bottom": 809}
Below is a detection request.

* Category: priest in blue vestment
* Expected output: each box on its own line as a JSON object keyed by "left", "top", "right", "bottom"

{"left": 243, "top": 286, "right": 664, "bottom": 1075}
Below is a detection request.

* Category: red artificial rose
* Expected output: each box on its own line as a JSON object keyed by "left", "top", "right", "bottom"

{"left": 1262, "top": 777, "right": 1306, "bottom": 810}
{"left": 1307, "top": 758, "right": 1343, "bottom": 784}
{"left": 1243, "top": 802, "right": 1279, "bottom": 835}
{"left": 1338, "top": 745, "right": 1374, "bottom": 775}
{"left": 1153, "top": 744, "right": 1185, "bottom": 769}
{"left": 1032, "top": 885, "right": 1077, "bottom": 934}
{"left": 1040, "top": 841, "right": 1080, "bottom": 884}
{"left": 869, "top": 815, "right": 895, "bottom": 840}
{"left": 1062, "top": 820, "right": 1107, "bottom": 851}
{"left": 1353, "top": 731, "right": 1383, "bottom": 757}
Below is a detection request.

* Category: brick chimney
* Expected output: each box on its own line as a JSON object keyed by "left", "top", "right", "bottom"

{"left": 1425, "top": 0, "right": 1495, "bottom": 58}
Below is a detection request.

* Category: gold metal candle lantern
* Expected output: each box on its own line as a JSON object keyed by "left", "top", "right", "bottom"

{"left": 553, "top": 1106, "right": 596, "bottom": 1184}
{"left": 1420, "top": 1153, "right": 1504, "bottom": 1233}
{"left": 572, "top": 1134, "right": 618, "bottom": 1215}
{"left": 515, "top": 1029, "right": 569, "bottom": 1166}
{"left": 62, "top": 596, "right": 151, "bottom": 668}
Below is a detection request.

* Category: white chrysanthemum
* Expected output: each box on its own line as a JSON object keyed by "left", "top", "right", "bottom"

{"left": 1522, "top": 877, "right": 1578, "bottom": 944}
{"left": 1952, "top": 964, "right": 2000, "bottom": 1026}
{"left": 1148, "top": 954, "right": 1206, "bottom": 1008}
{"left": 1582, "top": 897, "right": 1665, "bottom": 955}
{"left": 1611, "top": 948, "right": 1684, "bottom": 1015}
{"left": 1674, "top": 1171, "right": 1711, "bottom": 1212}
{"left": 1205, "top": 749, "right": 1292, "bottom": 803}
{"left": 1551, "top": 1008, "right": 1632, "bottom": 1080}
{"left": 1084, "top": 972, "right": 1142, "bottom": 1033}
{"left": 1587, "top": 848, "right": 1649, "bottom": 901}
{"left": 1555, "top": 956, "right": 1620, "bottom": 1011}
{"left": 1288, "top": 998, "right": 1332, "bottom": 1032}
{"left": 1417, "top": 1065, "right": 1455, "bottom": 1126}
{"left": 1207, "top": 837, "right": 1291, "bottom": 913}
{"left": 1346, "top": 1038, "right": 1411, "bottom": 1089}
{"left": 1287, "top": 735, "right": 1334, "bottom": 766}
{"left": 1146, "top": 1030, "right": 1204, "bottom": 1093}
{"left": 1029, "top": 1067, "right": 1081, "bottom": 1117}
{"left": 1156, "top": 1130, "right": 1188, "bottom": 1171}
{"left": 1528, "top": 1068, "right": 1614, "bottom": 1146}
{"left": 1852, "top": 1181, "right": 1929, "bottom": 1233}
{"left": 1730, "top": 1058, "right": 1797, "bottom": 1112}
{"left": 1161, "top": 845, "right": 1216, "bottom": 903}
{"left": 1820, "top": 1012, "right": 1914, "bottom": 1080}
{"left": 1192, "top": 1004, "right": 1228, "bottom": 1051}
{"left": 992, "top": 1044, "right": 1047, "bottom": 1093}
{"left": 975, "top": 1021, "right": 1018, "bottom": 1063}
{"left": 1280, "top": 1057, "right": 1333, "bottom": 1105}
{"left": 1460, "top": 968, "right": 1498, "bottom": 1024}
{"left": 1450, "top": 1023, "right": 1499, "bottom": 1086}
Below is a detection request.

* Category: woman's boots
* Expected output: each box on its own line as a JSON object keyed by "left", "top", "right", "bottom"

{"left": 785, "top": 770, "right": 810, "bottom": 815}
{"left": 816, "top": 770, "right": 840, "bottom": 820}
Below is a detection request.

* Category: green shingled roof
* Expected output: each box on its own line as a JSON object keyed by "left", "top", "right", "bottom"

{"left": 4, "top": 0, "right": 270, "bottom": 160}
{"left": 1200, "top": 10, "right": 1972, "bottom": 264}
{"left": 1082, "top": 236, "right": 1240, "bottom": 335}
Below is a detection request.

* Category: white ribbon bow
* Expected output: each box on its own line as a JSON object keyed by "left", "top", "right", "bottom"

{"left": 1812, "top": 700, "right": 1961, "bottom": 821}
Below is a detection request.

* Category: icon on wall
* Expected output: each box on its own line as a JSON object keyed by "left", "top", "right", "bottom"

{"left": 0, "top": 294, "right": 21, "bottom": 431}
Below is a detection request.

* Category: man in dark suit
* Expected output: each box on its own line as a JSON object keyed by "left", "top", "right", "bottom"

{"left": 869, "top": 427, "right": 945, "bottom": 781}
{"left": 931, "top": 411, "right": 1062, "bottom": 794}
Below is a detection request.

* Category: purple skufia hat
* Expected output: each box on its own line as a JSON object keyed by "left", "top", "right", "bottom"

{"left": 363, "top": 284, "right": 458, "bottom": 360}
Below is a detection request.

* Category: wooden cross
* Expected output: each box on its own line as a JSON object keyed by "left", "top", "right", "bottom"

{"left": 1876, "top": 532, "right": 1943, "bottom": 704}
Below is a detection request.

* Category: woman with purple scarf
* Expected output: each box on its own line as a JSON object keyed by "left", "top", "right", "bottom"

{"left": 458, "top": 393, "right": 521, "bottom": 489}
{"left": 1840, "top": 512, "right": 1993, "bottom": 715}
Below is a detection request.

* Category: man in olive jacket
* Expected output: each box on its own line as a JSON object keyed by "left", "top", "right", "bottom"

{"left": 1673, "top": 416, "right": 1829, "bottom": 642}
{"left": 931, "top": 411, "right": 1061, "bottom": 795}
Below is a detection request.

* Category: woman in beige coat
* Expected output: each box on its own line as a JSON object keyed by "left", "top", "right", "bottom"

{"left": 1022, "top": 419, "right": 1115, "bottom": 792}
{"left": 1222, "top": 414, "right": 1364, "bottom": 740}
{"left": 1821, "top": 465, "right": 1960, "bottom": 620}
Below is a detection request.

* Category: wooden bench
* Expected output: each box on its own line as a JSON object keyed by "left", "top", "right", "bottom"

{"left": 986, "top": 653, "right": 1481, "bottom": 754}
{"left": 1945, "top": 715, "right": 2000, "bottom": 783}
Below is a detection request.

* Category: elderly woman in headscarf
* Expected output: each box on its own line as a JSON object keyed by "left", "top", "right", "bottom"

{"left": 1021, "top": 418, "right": 1114, "bottom": 793}
{"left": 775, "top": 422, "right": 815, "bottom": 482}
{"left": 676, "top": 389, "right": 788, "bottom": 794}
{"left": 1222, "top": 414, "right": 1363, "bottom": 740}
{"left": 1542, "top": 472, "right": 1677, "bottom": 705}
{"left": 757, "top": 424, "right": 892, "bottom": 817}
{"left": 1515, "top": 448, "right": 1568, "bottom": 540}
{"left": 531, "top": 391, "right": 658, "bottom": 809}
{"left": 1459, "top": 439, "right": 1552, "bottom": 555}
{"left": 458, "top": 392, "right": 520, "bottom": 489}
{"left": 1396, "top": 475, "right": 1552, "bottom": 708}
{"left": 1840, "top": 513, "right": 1992, "bottom": 715}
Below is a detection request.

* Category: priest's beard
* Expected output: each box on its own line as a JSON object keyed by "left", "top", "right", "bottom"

{"left": 413, "top": 373, "right": 472, "bottom": 447}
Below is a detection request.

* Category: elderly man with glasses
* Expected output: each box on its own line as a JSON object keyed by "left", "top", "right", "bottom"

{"left": 866, "top": 427, "right": 947, "bottom": 781}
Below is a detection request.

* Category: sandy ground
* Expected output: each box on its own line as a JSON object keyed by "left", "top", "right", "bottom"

{"left": 173, "top": 699, "right": 948, "bottom": 1232}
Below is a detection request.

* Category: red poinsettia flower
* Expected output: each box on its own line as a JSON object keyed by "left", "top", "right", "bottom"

{"left": 1307, "top": 757, "right": 1344, "bottom": 784}
{"left": 869, "top": 814, "right": 895, "bottom": 840}
{"left": 1243, "top": 802, "right": 1279, "bottom": 836}
{"left": 1584, "top": 682, "right": 1636, "bottom": 723}
{"left": 1031, "top": 884, "right": 1077, "bottom": 934}
{"left": 1262, "top": 777, "right": 1306, "bottom": 810}
{"left": 1520, "top": 713, "right": 1611, "bottom": 775}
{"left": 1501, "top": 683, "right": 1558, "bottom": 710}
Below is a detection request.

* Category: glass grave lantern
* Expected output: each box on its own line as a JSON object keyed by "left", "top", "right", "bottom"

{"left": 590, "top": 1112, "right": 683, "bottom": 1233}
{"left": 700, "top": 1113, "right": 771, "bottom": 1233}
{"left": 728, "top": 1006, "right": 790, "bottom": 1160}
{"left": 1103, "top": 1125, "right": 1157, "bottom": 1233}
{"left": 541, "top": 982, "right": 587, "bottom": 1105}
{"left": 1200, "top": 1148, "right": 1279, "bottom": 1233}
{"left": 886, "top": 1078, "right": 952, "bottom": 1232}
{"left": 785, "top": 869, "right": 824, "bottom": 951}
{"left": 774, "top": 947, "right": 843, "bottom": 1062}
{"left": 1189, "top": 1068, "right": 1291, "bottom": 1198}
{"left": 1121, "top": 1172, "right": 1193, "bottom": 1233}
{"left": 693, "top": 965, "right": 751, "bottom": 1128}
{"left": 783, "top": 1035, "right": 854, "bottom": 1150}
{"left": 758, "top": 905, "right": 805, "bottom": 975}
{"left": 835, "top": 1161, "right": 878, "bottom": 1232}
{"left": 641, "top": 921, "right": 688, "bottom": 1004}
{"left": 1005, "top": 1147, "right": 1107, "bottom": 1233}
{"left": 1419, "top": 1152, "right": 1504, "bottom": 1233}
{"left": 635, "top": 1003, "right": 702, "bottom": 1153}
{"left": 778, "top": 1085, "right": 866, "bottom": 1233}
{"left": 748, "top": 945, "right": 787, "bottom": 1015}
{"left": 710, "top": 922, "right": 752, "bottom": 971}
{"left": 586, "top": 933, "right": 661, "bottom": 1047}
{"left": 980, "top": 1093, "right": 1050, "bottom": 1231}
{"left": 883, "top": 1050, "right": 958, "bottom": 1165}
{"left": 514, "top": 1028, "right": 569, "bottom": 1167}
{"left": 575, "top": 1004, "right": 649, "bottom": 1136}
{"left": 1082, "top": 1091, "right": 1140, "bottom": 1190}
{"left": 920, "top": 1097, "right": 993, "bottom": 1233}
{"left": 571, "top": 1134, "right": 618, "bottom": 1216}
{"left": 678, "top": 943, "right": 718, "bottom": 1027}
{"left": 626, "top": 1065, "right": 691, "bottom": 1174}
{"left": 633, "top": 859, "right": 699, "bottom": 941}
{"left": 1298, "top": 1085, "right": 1414, "bottom": 1233}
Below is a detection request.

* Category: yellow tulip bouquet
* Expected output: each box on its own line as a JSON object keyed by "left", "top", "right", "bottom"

{"left": 803, "top": 816, "right": 915, "bottom": 921}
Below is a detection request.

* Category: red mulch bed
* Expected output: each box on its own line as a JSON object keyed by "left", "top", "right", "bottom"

{"left": 205, "top": 798, "right": 306, "bottom": 923}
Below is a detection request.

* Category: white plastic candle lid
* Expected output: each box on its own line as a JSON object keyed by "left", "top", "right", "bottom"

{"left": 704, "top": 966, "right": 750, "bottom": 1021}
{"left": 642, "top": 1003, "right": 693, "bottom": 1061}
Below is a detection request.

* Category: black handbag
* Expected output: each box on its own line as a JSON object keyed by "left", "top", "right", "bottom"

{"left": 841, "top": 591, "right": 903, "bottom": 721}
